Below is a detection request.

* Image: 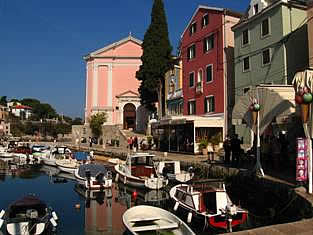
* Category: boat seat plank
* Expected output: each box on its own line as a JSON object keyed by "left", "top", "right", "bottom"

{"left": 131, "top": 222, "right": 179, "bottom": 232}
{"left": 129, "top": 216, "right": 161, "bottom": 222}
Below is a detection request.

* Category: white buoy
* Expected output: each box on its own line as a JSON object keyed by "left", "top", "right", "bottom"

{"left": 50, "top": 218, "right": 57, "bottom": 227}
{"left": 0, "top": 210, "right": 4, "bottom": 219}
{"left": 52, "top": 211, "right": 58, "bottom": 220}
{"left": 173, "top": 202, "right": 179, "bottom": 211}
{"left": 187, "top": 212, "right": 192, "bottom": 223}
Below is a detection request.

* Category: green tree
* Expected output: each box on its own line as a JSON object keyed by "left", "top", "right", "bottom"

{"left": 72, "top": 117, "right": 83, "bottom": 125}
{"left": 20, "top": 98, "right": 40, "bottom": 108}
{"left": 89, "top": 112, "right": 107, "bottom": 137}
{"left": 0, "top": 96, "right": 7, "bottom": 106}
{"left": 136, "top": 0, "right": 173, "bottom": 112}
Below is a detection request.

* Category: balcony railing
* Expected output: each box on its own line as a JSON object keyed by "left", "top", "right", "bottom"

{"left": 196, "top": 82, "right": 203, "bottom": 94}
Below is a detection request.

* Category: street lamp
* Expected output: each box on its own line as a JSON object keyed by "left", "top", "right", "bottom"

{"left": 249, "top": 97, "right": 264, "bottom": 177}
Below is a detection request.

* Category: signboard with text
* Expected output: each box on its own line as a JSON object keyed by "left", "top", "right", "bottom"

{"left": 296, "top": 138, "right": 308, "bottom": 182}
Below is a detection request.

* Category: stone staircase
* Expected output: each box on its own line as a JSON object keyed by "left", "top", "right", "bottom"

{"left": 102, "top": 125, "right": 146, "bottom": 148}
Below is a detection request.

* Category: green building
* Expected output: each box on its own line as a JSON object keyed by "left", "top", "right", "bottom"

{"left": 232, "top": 0, "right": 310, "bottom": 147}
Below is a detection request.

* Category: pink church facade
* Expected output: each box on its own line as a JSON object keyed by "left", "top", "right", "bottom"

{"left": 84, "top": 35, "right": 143, "bottom": 130}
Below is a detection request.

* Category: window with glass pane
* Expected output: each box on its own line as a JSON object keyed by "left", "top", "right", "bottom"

{"left": 188, "top": 101, "right": 196, "bottom": 115}
{"left": 189, "top": 22, "right": 197, "bottom": 36}
{"left": 188, "top": 44, "right": 196, "bottom": 60}
{"left": 189, "top": 72, "right": 194, "bottom": 87}
{"left": 243, "top": 57, "right": 250, "bottom": 71}
{"left": 202, "top": 14, "right": 209, "bottom": 27}
{"left": 261, "top": 18, "right": 269, "bottom": 36}
{"left": 254, "top": 4, "right": 259, "bottom": 14}
{"left": 203, "top": 34, "right": 214, "bottom": 53}
{"left": 262, "top": 49, "right": 270, "bottom": 65}
{"left": 242, "top": 29, "right": 249, "bottom": 45}
{"left": 206, "top": 65, "right": 213, "bottom": 82}
{"left": 205, "top": 96, "right": 215, "bottom": 113}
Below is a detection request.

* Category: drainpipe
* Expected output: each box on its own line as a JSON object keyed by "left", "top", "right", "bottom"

{"left": 223, "top": 10, "right": 227, "bottom": 139}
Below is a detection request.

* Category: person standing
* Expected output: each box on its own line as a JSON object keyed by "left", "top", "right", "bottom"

{"left": 231, "top": 134, "right": 242, "bottom": 167}
{"left": 223, "top": 135, "right": 231, "bottom": 165}
{"left": 89, "top": 137, "right": 92, "bottom": 148}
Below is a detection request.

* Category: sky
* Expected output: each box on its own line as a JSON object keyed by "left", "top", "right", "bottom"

{"left": 0, "top": 0, "right": 250, "bottom": 118}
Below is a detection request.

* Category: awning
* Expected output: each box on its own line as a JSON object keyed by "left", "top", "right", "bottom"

{"left": 232, "top": 86, "right": 295, "bottom": 135}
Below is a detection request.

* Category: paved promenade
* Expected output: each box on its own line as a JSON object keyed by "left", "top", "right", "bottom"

{"left": 69, "top": 143, "right": 313, "bottom": 235}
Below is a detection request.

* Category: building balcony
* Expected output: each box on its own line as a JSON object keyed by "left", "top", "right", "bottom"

{"left": 196, "top": 82, "right": 203, "bottom": 94}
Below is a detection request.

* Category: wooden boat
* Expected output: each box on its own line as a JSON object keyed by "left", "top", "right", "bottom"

{"left": 0, "top": 195, "right": 58, "bottom": 235}
{"left": 74, "top": 163, "right": 112, "bottom": 189}
{"left": 114, "top": 153, "right": 168, "bottom": 190}
{"left": 123, "top": 205, "right": 196, "bottom": 235}
{"left": 55, "top": 158, "right": 79, "bottom": 174}
{"left": 169, "top": 180, "right": 248, "bottom": 232}
{"left": 155, "top": 160, "right": 194, "bottom": 183}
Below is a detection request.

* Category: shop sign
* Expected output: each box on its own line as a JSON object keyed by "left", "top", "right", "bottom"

{"left": 296, "top": 138, "right": 308, "bottom": 182}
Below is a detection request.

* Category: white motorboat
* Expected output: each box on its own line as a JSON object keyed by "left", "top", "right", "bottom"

{"left": 114, "top": 153, "right": 168, "bottom": 190}
{"left": 40, "top": 145, "right": 72, "bottom": 166}
{"left": 0, "top": 147, "right": 15, "bottom": 159}
{"left": 123, "top": 205, "right": 196, "bottom": 235}
{"left": 74, "top": 163, "right": 112, "bottom": 189}
{"left": 0, "top": 195, "right": 58, "bottom": 235}
{"left": 55, "top": 158, "right": 79, "bottom": 174}
{"left": 169, "top": 180, "right": 248, "bottom": 232}
{"left": 155, "top": 160, "right": 194, "bottom": 183}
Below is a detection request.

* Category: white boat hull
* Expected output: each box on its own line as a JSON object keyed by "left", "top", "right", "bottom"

{"left": 115, "top": 164, "right": 168, "bottom": 190}
{"left": 123, "top": 205, "right": 195, "bottom": 235}
{"left": 7, "top": 222, "right": 45, "bottom": 235}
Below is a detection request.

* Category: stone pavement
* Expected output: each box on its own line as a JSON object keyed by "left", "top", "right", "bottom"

{"left": 68, "top": 142, "right": 313, "bottom": 235}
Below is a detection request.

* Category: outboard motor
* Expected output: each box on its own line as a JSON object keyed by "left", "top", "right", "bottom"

{"left": 96, "top": 172, "right": 104, "bottom": 184}
{"left": 85, "top": 170, "right": 91, "bottom": 187}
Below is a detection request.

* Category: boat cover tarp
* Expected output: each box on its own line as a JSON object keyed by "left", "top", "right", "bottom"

{"left": 8, "top": 195, "right": 47, "bottom": 218}
{"left": 74, "top": 151, "right": 89, "bottom": 161}
{"left": 78, "top": 164, "right": 108, "bottom": 178}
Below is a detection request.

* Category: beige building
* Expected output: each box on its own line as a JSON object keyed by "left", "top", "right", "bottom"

{"left": 0, "top": 105, "right": 10, "bottom": 136}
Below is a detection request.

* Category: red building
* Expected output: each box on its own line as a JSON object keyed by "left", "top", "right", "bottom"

{"left": 180, "top": 6, "right": 242, "bottom": 142}
{"left": 152, "top": 6, "right": 242, "bottom": 154}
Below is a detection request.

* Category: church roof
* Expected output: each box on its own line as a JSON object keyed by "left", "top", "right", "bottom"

{"left": 83, "top": 34, "right": 142, "bottom": 60}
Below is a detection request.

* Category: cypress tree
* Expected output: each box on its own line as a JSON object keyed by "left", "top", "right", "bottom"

{"left": 136, "top": 0, "right": 173, "bottom": 113}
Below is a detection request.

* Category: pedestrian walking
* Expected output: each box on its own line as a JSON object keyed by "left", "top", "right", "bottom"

{"left": 231, "top": 134, "right": 242, "bottom": 167}
{"left": 223, "top": 135, "right": 231, "bottom": 165}
{"left": 89, "top": 137, "right": 92, "bottom": 148}
{"left": 134, "top": 136, "right": 138, "bottom": 152}
{"left": 130, "top": 137, "right": 134, "bottom": 150}
{"left": 127, "top": 137, "right": 132, "bottom": 150}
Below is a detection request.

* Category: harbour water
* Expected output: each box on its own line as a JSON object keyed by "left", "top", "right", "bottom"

{"left": 0, "top": 163, "right": 250, "bottom": 235}
{"left": 0, "top": 164, "right": 193, "bottom": 234}
{"left": 2, "top": 159, "right": 309, "bottom": 235}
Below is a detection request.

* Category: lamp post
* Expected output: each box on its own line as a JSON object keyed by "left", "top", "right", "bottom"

{"left": 250, "top": 98, "right": 264, "bottom": 177}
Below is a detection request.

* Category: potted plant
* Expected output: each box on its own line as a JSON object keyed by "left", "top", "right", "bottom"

{"left": 199, "top": 138, "right": 209, "bottom": 155}
{"left": 209, "top": 132, "right": 222, "bottom": 152}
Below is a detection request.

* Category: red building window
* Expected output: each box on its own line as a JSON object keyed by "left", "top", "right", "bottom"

{"left": 187, "top": 44, "right": 196, "bottom": 60}
{"left": 202, "top": 14, "right": 209, "bottom": 28}
{"left": 189, "top": 22, "right": 197, "bottom": 36}
{"left": 188, "top": 100, "right": 196, "bottom": 115}
{"left": 203, "top": 34, "right": 214, "bottom": 53}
